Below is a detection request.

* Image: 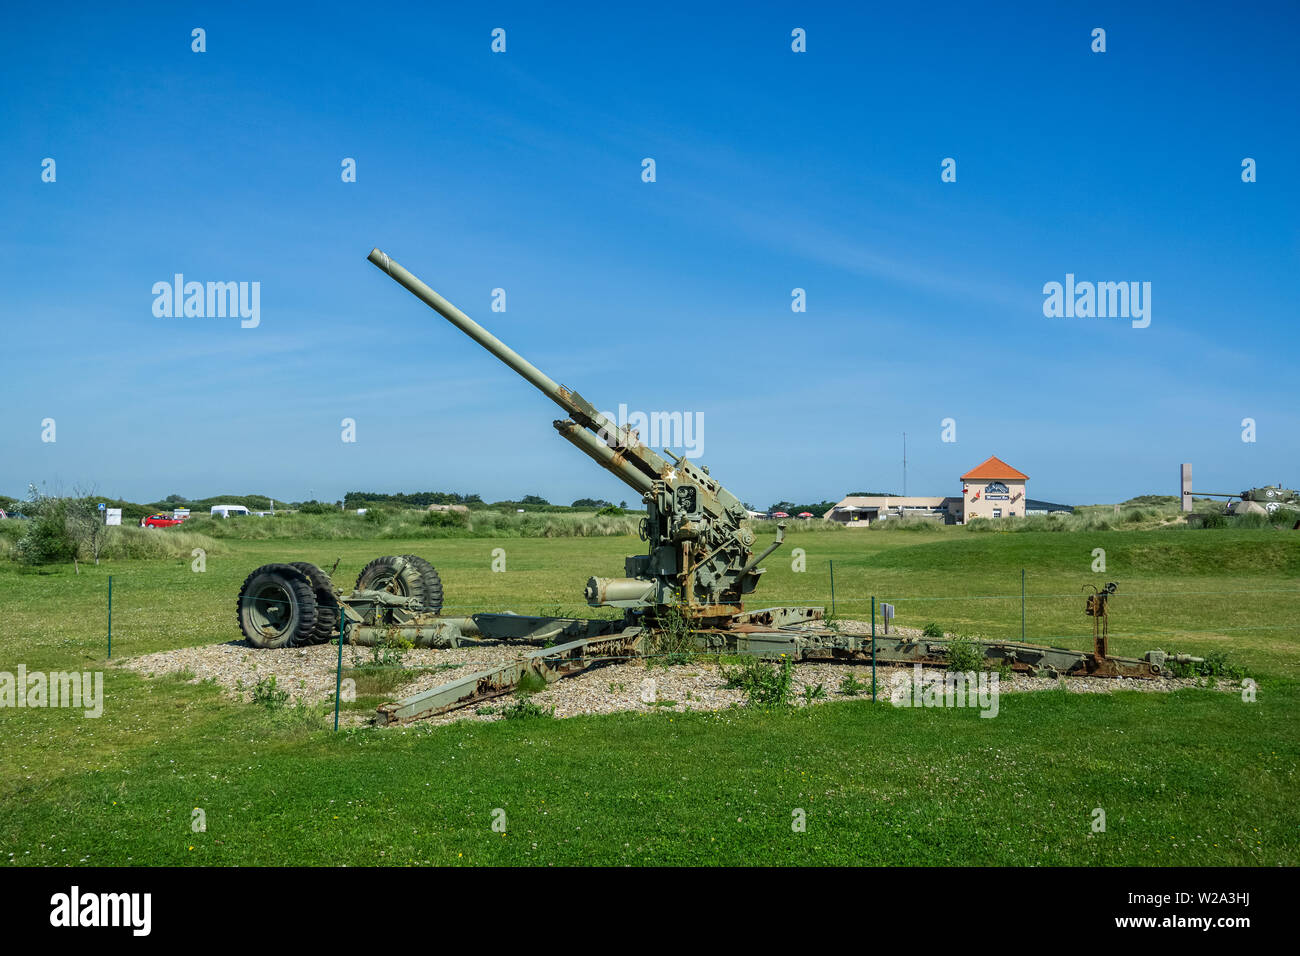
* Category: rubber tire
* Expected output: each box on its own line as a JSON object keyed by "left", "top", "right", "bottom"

{"left": 354, "top": 554, "right": 443, "bottom": 613}
{"left": 236, "top": 563, "right": 319, "bottom": 649}
{"left": 398, "top": 554, "right": 443, "bottom": 614}
{"left": 291, "top": 561, "right": 340, "bottom": 644}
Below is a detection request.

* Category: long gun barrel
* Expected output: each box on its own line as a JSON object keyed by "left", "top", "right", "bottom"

{"left": 367, "top": 247, "right": 660, "bottom": 495}
{"left": 367, "top": 247, "right": 776, "bottom": 615}
{"left": 367, "top": 248, "right": 567, "bottom": 408}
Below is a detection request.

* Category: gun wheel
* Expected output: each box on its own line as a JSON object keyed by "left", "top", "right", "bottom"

{"left": 236, "top": 563, "right": 319, "bottom": 649}
{"left": 291, "top": 562, "right": 341, "bottom": 644}
{"left": 355, "top": 554, "right": 443, "bottom": 614}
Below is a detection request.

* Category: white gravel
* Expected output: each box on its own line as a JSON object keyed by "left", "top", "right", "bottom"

{"left": 120, "top": 621, "right": 1239, "bottom": 730}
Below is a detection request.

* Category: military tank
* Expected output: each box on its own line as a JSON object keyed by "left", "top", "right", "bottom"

{"left": 1196, "top": 485, "right": 1299, "bottom": 517}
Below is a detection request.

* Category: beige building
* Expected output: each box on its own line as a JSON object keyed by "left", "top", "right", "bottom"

{"left": 823, "top": 495, "right": 959, "bottom": 526}
{"left": 824, "top": 455, "right": 1030, "bottom": 525}
{"left": 959, "top": 456, "right": 1028, "bottom": 521}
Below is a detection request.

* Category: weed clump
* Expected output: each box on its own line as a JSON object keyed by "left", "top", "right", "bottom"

{"left": 502, "top": 697, "right": 553, "bottom": 719}
{"left": 251, "top": 675, "right": 289, "bottom": 709}
{"left": 722, "top": 656, "right": 794, "bottom": 707}
{"left": 1167, "top": 650, "right": 1246, "bottom": 681}
{"left": 646, "top": 604, "right": 697, "bottom": 667}
{"left": 838, "top": 673, "right": 867, "bottom": 696}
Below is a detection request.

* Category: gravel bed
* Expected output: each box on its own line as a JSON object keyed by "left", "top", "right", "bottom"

{"left": 121, "top": 626, "right": 1238, "bottom": 730}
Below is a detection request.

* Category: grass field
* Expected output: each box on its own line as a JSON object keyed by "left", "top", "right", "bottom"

{"left": 1, "top": 524, "right": 1296, "bottom": 865}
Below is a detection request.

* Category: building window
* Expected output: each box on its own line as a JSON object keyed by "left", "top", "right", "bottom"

{"left": 993, "top": 508, "right": 1002, "bottom": 518}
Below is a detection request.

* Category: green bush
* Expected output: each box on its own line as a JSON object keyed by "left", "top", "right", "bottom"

{"left": 1269, "top": 508, "right": 1300, "bottom": 529}
{"left": 944, "top": 637, "right": 984, "bottom": 673}
{"left": 921, "top": 622, "right": 944, "bottom": 639}
{"left": 16, "top": 499, "right": 74, "bottom": 565}
{"left": 868, "top": 517, "right": 944, "bottom": 532}
{"left": 422, "top": 509, "right": 469, "bottom": 529}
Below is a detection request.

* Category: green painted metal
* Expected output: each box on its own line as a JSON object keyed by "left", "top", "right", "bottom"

{"left": 107, "top": 575, "right": 112, "bottom": 659}
{"left": 350, "top": 612, "right": 622, "bottom": 649}
{"left": 1195, "top": 485, "right": 1299, "bottom": 517}
{"left": 367, "top": 248, "right": 790, "bottom": 620}
{"left": 377, "top": 621, "right": 1175, "bottom": 724}
{"left": 378, "top": 629, "right": 643, "bottom": 722}
{"left": 227, "top": 250, "right": 1196, "bottom": 724}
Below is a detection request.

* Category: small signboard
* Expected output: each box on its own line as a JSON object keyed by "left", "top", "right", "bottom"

{"left": 881, "top": 602, "right": 895, "bottom": 634}
{"left": 97, "top": 503, "right": 106, "bottom": 511}
{"left": 104, "top": 508, "right": 122, "bottom": 526}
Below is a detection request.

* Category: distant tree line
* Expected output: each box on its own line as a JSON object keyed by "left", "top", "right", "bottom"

{"left": 343, "top": 491, "right": 631, "bottom": 513}
{"left": 343, "top": 490, "right": 484, "bottom": 509}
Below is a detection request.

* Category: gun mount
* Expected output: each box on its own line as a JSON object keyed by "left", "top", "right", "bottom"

{"left": 366, "top": 248, "right": 773, "bottom": 624}
{"left": 227, "top": 249, "right": 1194, "bottom": 723}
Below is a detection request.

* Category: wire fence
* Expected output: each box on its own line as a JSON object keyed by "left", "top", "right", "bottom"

{"left": 97, "top": 569, "right": 1297, "bottom": 730}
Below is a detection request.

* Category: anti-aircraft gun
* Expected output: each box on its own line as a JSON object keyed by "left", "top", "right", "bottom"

{"left": 230, "top": 249, "right": 1185, "bottom": 723}
{"left": 364, "top": 248, "right": 793, "bottom": 627}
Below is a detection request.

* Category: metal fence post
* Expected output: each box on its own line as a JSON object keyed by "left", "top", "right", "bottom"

{"left": 871, "top": 595, "right": 876, "bottom": 702}
{"left": 1021, "top": 568, "right": 1026, "bottom": 642}
{"left": 829, "top": 560, "right": 836, "bottom": 616}
{"left": 107, "top": 575, "right": 113, "bottom": 658}
{"left": 334, "top": 605, "right": 345, "bottom": 732}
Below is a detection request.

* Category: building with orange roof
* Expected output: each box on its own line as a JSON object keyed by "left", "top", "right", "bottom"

{"left": 960, "top": 456, "right": 1028, "bottom": 521}
{"left": 823, "top": 456, "right": 1036, "bottom": 525}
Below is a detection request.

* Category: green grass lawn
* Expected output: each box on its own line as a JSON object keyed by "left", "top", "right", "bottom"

{"left": 1, "top": 526, "right": 1296, "bottom": 865}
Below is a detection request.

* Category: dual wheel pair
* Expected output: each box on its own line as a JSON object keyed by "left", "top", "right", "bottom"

{"left": 235, "top": 555, "right": 443, "bottom": 648}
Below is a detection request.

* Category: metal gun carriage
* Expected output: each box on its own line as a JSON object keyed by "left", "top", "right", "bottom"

{"left": 234, "top": 249, "right": 1183, "bottom": 722}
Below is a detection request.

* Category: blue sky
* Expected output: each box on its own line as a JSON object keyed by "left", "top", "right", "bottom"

{"left": 2, "top": 2, "right": 1296, "bottom": 509}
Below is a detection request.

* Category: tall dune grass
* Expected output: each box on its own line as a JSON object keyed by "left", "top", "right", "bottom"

{"left": 178, "top": 509, "right": 642, "bottom": 541}
{"left": 0, "top": 523, "right": 222, "bottom": 563}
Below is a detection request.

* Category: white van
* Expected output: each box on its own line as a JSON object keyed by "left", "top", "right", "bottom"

{"left": 211, "top": 505, "right": 251, "bottom": 519}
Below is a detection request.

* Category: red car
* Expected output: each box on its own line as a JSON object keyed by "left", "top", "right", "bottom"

{"left": 141, "top": 514, "right": 184, "bottom": 528}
